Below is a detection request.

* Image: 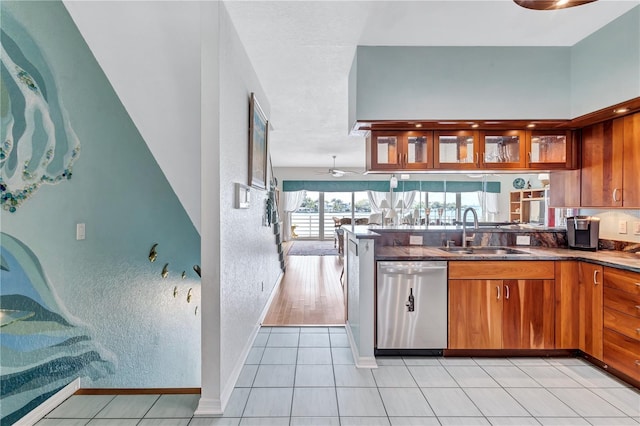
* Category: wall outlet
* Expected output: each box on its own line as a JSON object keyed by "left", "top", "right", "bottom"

{"left": 516, "top": 235, "right": 531, "bottom": 246}
{"left": 409, "top": 235, "right": 423, "bottom": 245}
{"left": 76, "top": 223, "right": 85, "bottom": 240}
{"left": 634, "top": 221, "right": 640, "bottom": 235}
{"left": 618, "top": 220, "right": 627, "bottom": 234}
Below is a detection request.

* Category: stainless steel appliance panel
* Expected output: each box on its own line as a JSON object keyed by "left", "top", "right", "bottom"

{"left": 377, "top": 261, "right": 447, "bottom": 349}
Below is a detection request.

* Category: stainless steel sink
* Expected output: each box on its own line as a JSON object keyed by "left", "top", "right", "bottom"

{"left": 438, "top": 247, "right": 528, "bottom": 255}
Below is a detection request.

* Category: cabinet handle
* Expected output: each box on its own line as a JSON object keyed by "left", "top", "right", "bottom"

{"left": 593, "top": 270, "right": 600, "bottom": 285}
{"left": 505, "top": 284, "right": 510, "bottom": 300}
{"left": 612, "top": 188, "right": 621, "bottom": 203}
{"left": 405, "top": 153, "right": 408, "bottom": 165}
{"left": 527, "top": 152, "right": 532, "bottom": 164}
{"left": 475, "top": 152, "right": 479, "bottom": 166}
{"left": 496, "top": 285, "right": 501, "bottom": 300}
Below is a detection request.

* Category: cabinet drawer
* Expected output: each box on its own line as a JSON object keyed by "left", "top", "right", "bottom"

{"left": 449, "top": 261, "right": 554, "bottom": 279}
{"left": 604, "top": 286, "right": 640, "bottom": 318}
{"left": 604, "top": 307, "right": 640, "bottom": 341}
{"left": 603, "top": 328, "right": 640, "bottom": 381}
{"left": 604, "top": 267, "right": 640, "bottom": 296}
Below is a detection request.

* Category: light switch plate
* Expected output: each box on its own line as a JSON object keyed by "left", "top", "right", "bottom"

{"left": 634, "top": 221, "right": 640, "bottom": 235}
{"left": 516, "top": 235, "right": 531, "bottom": 245}
{"left": 76, "top": 223, "right": 85, "bottom": 240}
{"left": 618, "top": 220, "right": 627, "bottom": 234}
{"left": 409, "top": 235, "right": 423, "bottom": 245}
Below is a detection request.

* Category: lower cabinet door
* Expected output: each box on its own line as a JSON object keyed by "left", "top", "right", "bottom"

{"left": 449, "top": 279, "right": 502, "bottom": 349}
{"left": 604, "top": 328, "right": 640, "bottom": 381}
{"left": 502, "top": 279, "right": 555, "bottom": 349}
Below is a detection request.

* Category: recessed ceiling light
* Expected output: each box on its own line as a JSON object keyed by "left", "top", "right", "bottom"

{"left": 471, "top": 123, "right": 479, "bottom": 128}
{"left": 415, "top": 123, "right": 422, "bottom": 128}
{"left": 613, "top": 108, "right": 629, "bottom": 114}
{"left": 556, "top": 0, "right": 569, "bottom": 6}
{"left": 527, "top": 123, "right": 536, "bottom": 128}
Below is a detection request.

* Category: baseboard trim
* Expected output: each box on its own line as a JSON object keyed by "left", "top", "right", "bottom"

{"left": 345, "top": 321, "right": 378, "bottom": 369}
{"left": 15, "top": 378, "right": 81, "bottom": 426}
{"left": 259, "top": 271, "right": 284, "bottom": 325}
{"left": 75, "top": 388, "right": 201, "bottom": 395}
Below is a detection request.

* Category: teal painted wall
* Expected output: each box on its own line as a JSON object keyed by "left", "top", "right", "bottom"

{"left": 1, "top": 1, "right": 201, "bottom": 421}
{"left": 571, "top": 5, "right": 640, "bottom": 117}
{"left": 355, "top": 46, "right": 571, "bottom": 120}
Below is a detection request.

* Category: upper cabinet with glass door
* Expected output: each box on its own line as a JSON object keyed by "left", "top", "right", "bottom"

{"left": 526, "top": 130, "right": 577, "bottom": 169}
{"left": 481, "top": 130, "right": 526, "bottom": 169}
{"left": 434, "top": 131, "right": 479, "bottom": 170}
{"left": 367, "top": 130, "right": 433, "bottom": 171}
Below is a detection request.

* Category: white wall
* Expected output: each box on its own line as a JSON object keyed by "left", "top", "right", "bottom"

{"left": 64, "top": 1, "right": 202, "bottom": 232}
{"left": 196, "top": 3, "right": 283, "bottom": 414}
{"left": 580, "top": 209, "right": 640, "bottom": 244}
{"left": 354, "top": 46, "right": 571, "bottom": 121}
{"left": 571, "top": 6, "right": 640, "bottom": 117}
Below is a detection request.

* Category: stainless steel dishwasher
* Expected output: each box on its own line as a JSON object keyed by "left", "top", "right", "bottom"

{"left": 376, "top": 261, "right": 447, "bottom": 353}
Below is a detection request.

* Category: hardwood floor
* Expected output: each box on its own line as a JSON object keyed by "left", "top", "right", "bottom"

{"left": 263, "top": 254, "right": 345, "bottom": 326}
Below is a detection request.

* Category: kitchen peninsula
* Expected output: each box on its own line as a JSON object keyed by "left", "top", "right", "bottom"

{"left": 342, "top": 224, "right": 640, "bottom": 388}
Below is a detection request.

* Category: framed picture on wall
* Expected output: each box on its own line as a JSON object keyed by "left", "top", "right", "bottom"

{"left": 249, "top": 92, "right": 268, "bottom": 190}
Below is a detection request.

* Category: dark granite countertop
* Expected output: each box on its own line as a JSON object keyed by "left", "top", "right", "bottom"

{"left": 375, "top": 246, "right": 640, "bottom": 273}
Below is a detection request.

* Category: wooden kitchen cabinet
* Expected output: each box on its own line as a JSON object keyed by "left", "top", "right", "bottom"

{"left": 526, "top": 130, "right": 577, "bottom": 170}
{"left": 555, "top": 261, "right": 581, "bottom": 349}
{"left": 581, "top": 112, "right": 640, "bottom": 208}
{"left": 621, "top": 112, "right": 640, "bottom": 207}
{"left": 579, "top": 262, "right": 603, "bottom": 360}
{"left": 549, "top": 169, "right": 581, "bottom": 207}
{"left": 501, "top": 279, "right": 555, "bottom": 349}
{"left": 433, "top": 130, "right": 479, "bottom": 170}
{"left": 449, "top": 279, "right": 502, "bottom": 349}
{"left": 366, "top": 130, "right": 433, "bottom": 171}
{"left": 480, "top": 130, "right": 527, "bottom": 169}
{"left": 603, "top": 267, "right": 640, "bottom": 381}
{"left": 448, "top": 261, "right": 555, "bottom": 350}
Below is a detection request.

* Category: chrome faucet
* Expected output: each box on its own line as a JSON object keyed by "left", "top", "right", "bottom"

{"left": 462, "top": 207, "right": 479, "bottom": 248}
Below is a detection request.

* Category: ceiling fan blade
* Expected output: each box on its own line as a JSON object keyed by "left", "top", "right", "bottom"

{"left": 513, "top": 0, "right": 597, "bottom": 10}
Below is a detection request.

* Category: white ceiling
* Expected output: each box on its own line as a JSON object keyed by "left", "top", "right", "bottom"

{"left": 224, "top": 0, "right": 639, "bottom": 169}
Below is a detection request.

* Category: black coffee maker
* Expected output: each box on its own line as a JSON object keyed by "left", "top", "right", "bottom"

{"left": 567, "top": 216, "right": 600, "bottom": 251}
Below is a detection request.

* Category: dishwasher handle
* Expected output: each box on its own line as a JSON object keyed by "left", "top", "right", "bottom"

{"left": 378, "top": 263, "right": 447, "bottom": 274}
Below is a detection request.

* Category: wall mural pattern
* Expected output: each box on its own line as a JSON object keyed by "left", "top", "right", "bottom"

{"left": 0, "top": 232, "right": 115, "bottom": 425}
{"left": 1, "top": 11, "right": 81, "bottom": 213}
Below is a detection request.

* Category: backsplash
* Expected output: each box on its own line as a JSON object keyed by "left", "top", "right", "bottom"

{"left": 580, "top": 209, "right": 640, "bottom": 244}
{"left": 370, "top": 228, "right": 567, "bottom": 248}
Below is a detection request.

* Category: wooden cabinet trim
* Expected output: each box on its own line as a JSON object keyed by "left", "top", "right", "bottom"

{"left": 449, "top": 261, "right": 555, "bottom": 279}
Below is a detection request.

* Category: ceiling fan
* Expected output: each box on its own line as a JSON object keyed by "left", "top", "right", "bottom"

{"left": 513, "top": 0, "right": 597, "bottom": 10}
{"left": 317, "top": 155, "right": 359, "bottom": 178}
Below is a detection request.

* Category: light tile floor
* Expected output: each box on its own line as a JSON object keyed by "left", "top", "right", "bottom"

{"left": 37, "top": 326, "right": 640, "bottom": 426}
